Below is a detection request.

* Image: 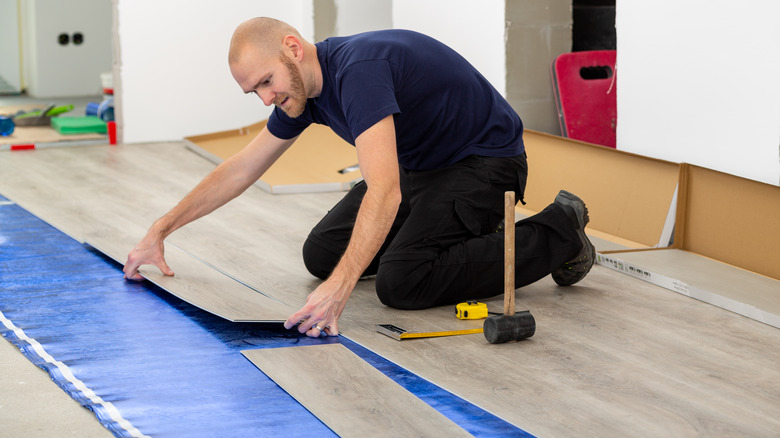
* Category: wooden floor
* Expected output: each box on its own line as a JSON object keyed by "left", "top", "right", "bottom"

{"left": 1, "top": 142, "right": 779, "bottom": 437}
{"left": 0, "top": 333, "right": 113, "bottom": 438}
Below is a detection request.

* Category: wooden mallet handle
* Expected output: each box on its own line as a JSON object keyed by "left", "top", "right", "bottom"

{"left": 484, "top": 192, "right": 536, "bottom": 344}
{"left": 504, "top": 191, "right": 515, "bottom": 316}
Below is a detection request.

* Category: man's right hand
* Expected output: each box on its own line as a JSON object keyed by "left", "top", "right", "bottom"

{"left": 123, "top": 231, "right": 174, "bottom": 281}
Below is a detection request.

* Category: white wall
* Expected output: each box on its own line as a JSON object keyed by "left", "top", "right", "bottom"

{"left": 393, "top": 0, "right": 506, "bottom": 96}
{"left": 117, "top": 1, "right": 779, "bottom": 186}
{"left": 117, "top": 0, "right": 313, "bottom": 143}
{"left": 22, "top": 0, "right": 112, "bottom": 98}
{"left": 117, "top": 0, "right": 505, "bottom": 143}
{"left": 333, "top": 0, "right": 392, "bottom": 36}
{"left": 617, "top": 0, "right": 780, "bottom": 186}
{"left": 0, "top": 0, "right": 22, "bottom": 93}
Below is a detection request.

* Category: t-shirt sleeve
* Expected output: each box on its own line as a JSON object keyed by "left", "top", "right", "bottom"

{"left": 266, "top": 106, "right": 311, "bottom": 140}
{"left": 338, "top": 60, "right": 401, "bottom": 140}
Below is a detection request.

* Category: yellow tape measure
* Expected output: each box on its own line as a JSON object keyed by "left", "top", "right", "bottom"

{"left": 376, "top": 324, "right": 483, "bottom": 340}
{"left": 455, "top": 301, "right": 488, "bottom": 320}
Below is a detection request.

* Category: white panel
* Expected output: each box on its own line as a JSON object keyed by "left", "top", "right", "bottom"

{"left": 22, "top": 0, "right": 112, "bottom": 98}
{"left": 616, "top": 0, "right": 780, "bottom": 185}
{"left": 0, "top": 0, "right": 22, "bottom": 93}
{"left": 117, "top": 0, "right": 314, "bottom": 143}
{"left": 392, "top": 0, "right": 506, "bottom": 96}
{"left": 334, "top": 0, "right": 392, "bottom": 36}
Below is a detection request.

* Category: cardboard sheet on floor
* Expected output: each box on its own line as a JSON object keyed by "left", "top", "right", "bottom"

{"left": 519, "top": 130, "right": 680, "bottom": 249}
{"left": 242, "top": 344, "right": 471, "bottom": 438}
{"left": 185, "top": 120, "right": 362, "bottom": 194}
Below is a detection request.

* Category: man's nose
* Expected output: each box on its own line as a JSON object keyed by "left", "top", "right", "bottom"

{"left": 258, "top": 90, "right": 275, "bottom": 106}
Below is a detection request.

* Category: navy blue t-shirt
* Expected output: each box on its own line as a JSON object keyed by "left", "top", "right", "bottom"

{"left": 267, "top": 29, "right": 524, "bottom": 171}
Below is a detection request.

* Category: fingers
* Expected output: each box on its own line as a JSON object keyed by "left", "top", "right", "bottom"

{"left": 309, "top": 323, "right": 325, "bottom": 337}
{"left": 285, "top": 281, "right": 346, "bottom": 338}
{"left": 284, "top": 313, "right": 338, "bottom": 338}
{"left": 284, "top": 307, "right": 322, "bottom": 333}
{"left": 123, "top": 258, "right": 143, "bottom": 281}
{"left": 123, "top": 264, "right": 174, "bottom": 281}
{"left": 321, "top": 323, "right": 338, "bottom": 337}
{"left": 284, "top": 311, "right": 306, "bottom": 330}
{"left": 124, "top": 271, "right": 145, "bottom": 281}
{"left": 157, "top": 260, "right": 175, "bottom": 277}
{"left": 122, "top": 242, "right": 174, "bottom": 281}
{"left": 308, "top": 322, "right": 338, "bottom": 337}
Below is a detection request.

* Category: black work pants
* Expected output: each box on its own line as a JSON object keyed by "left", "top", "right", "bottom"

{"left": 302, "top": 154, "right": 581, "bottom": 310}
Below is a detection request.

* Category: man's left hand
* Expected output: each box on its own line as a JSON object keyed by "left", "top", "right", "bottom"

{"left": 284, "top": 279, "right": 351, "bottom": 337}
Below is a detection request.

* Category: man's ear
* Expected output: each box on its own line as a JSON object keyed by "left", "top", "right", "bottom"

{"left": 282, "top": 35, "right": 304, "bottom": 61}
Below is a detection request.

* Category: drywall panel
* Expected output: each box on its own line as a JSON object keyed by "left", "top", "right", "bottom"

{"left": 242, "top": 344, "right": 471, "bottom": 438}
{"left": 116, "top": 0, "right": 313, "bottom": 143}
{"left": 333, "top": 0, "right": 392, "bottom": 36}
{"left": 505, "top": 0, "right": 572, "bottom": 135}
{"left": 21, "top": 0, "right": 112, "bottom": 98}
{"left": 616, "top": 0, "right": 780, "bottom": 186}
{"left": 392, "top": 0, "right": 506, "bottom": 96}
{"left": 0, "top": 0, "right": 22, "bottom": 93}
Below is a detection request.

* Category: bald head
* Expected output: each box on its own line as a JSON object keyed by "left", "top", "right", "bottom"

{"left": 229, "top": 17, "right": 303, "bottom": 65}
{"left": 229, "top": 17, "right": 322, "bottom": 109}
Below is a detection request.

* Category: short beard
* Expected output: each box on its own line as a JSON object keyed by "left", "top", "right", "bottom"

{"left": 278, "top": 54, "right": 307, "bottom": 118}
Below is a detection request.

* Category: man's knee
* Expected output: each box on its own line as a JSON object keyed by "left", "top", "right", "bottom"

{"left": 375, "top": 260, "right": 433, "bottom": 310}
{"left": 301, "top": 237, "right": 339, "bottom": 280}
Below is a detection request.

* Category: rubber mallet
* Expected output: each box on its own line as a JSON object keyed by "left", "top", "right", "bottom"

{"left": 483, "top": 191, "right": 536, "bottom": 344}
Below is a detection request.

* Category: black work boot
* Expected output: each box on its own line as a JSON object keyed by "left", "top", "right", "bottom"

{"left": 551, "top": 190, "right": 595, "bottom": 286}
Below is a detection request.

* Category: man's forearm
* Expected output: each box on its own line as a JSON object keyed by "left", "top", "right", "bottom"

{"left": 328, "top": 184, "right": 401, "bottom": 290}
{"left": 328, "top": 114, "right": 402, "bottom": 289}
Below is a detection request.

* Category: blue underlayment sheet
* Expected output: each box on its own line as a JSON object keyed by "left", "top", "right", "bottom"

{"left": 0, "top": 197, "right": 533, "bottom": 437}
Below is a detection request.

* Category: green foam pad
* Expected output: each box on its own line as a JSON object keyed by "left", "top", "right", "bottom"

{"left": 51, "top": 116, "right": 107, "bottom": 135}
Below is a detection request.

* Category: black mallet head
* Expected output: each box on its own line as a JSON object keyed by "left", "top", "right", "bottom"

{"left": 483, "top": 310, "right": 536, "bottom": 344}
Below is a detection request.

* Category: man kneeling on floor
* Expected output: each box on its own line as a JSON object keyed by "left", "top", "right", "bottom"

{"left": 123, "top": 17, "right": 595, "bottom": 338}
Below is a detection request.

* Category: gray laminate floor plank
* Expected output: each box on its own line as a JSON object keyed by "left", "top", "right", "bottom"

{"left": 242, "top": 344, "right": 472, "bottom": 437}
